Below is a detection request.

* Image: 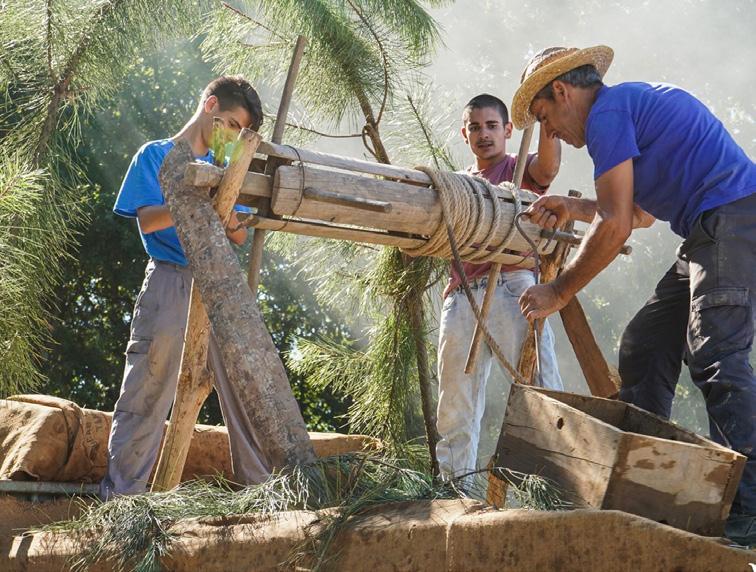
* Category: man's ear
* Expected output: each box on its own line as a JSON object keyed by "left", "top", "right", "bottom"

{"left": 552, "top": 80, "right": 568, "bottom": 102}
{"left": 503, "top": 122, "right": 513, "bottom": 139}
{"left": 461, "top": 126, "right": 469, "bottom": 145}
{"left": 203, "top": 94, "right": 220, "bottom": 114}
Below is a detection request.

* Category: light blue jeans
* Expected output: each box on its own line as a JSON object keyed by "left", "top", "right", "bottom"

{"left": 436, "top": 269, "right": 563, "bottom": 483}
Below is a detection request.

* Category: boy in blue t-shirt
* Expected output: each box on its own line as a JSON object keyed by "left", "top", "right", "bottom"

{"left": 102, "top": 76, "right": 268, "bottom": 498}
{"left": 512, "top": 46, "right": 756, "bottom": 545}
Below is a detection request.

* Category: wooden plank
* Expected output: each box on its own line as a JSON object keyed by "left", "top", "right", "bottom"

{"left": 494, "top": 384, "right": 622, "bottom": 506}
{"left": 532, "top": 387, "right": 627, "bottom": 428}
{"left": 620, "top": 405, "right": 716, "bottom": 446}
{"left": 244, "top": 215, "right": 536, "bottom": 268}
{"left": 184, "top": 162, "right": 272, "bottom": 199}
{"left": 559, "top": 296, "right": 620, "bottom": 398}
{"left": 604, "top": 433, "right": 745, "bottom": 535}
{"left": 152, "top": 129, "right": 262, "bottom": 492}
{"left": 159, "top": 138, "right": 316, "bottom": 476}
{"left": 259, "top": 140, "right": 433, "bottom": 185}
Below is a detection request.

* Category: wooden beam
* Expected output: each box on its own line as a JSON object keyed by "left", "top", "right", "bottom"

{"left": 151, "top": 129, "right": 262, "bottom": 492}
{"left": 559, "top": 296, "right": 621, "bottom": 399}
{"left": 464, "top": 125, "right": 535, "bottom": 374}
{"left": 244, "top": 215, "right": 536, "bottom": 268}
{"left": 259, "top": 140, "right": 432, "bottom": 185}
{"left": 517, "top": 189, "right": 581, "bottom": 385}
{"left": 160, "top": 138, "right": 316, "bottom": 471}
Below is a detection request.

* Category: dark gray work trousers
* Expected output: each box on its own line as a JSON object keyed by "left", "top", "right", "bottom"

{"left": 100, "top": 260, "right": 271, "bottom": 498}
{"left": 619, "top": 192, "right": 756, "bottom": 515}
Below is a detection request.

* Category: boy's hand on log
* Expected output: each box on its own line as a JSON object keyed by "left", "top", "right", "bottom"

{"left": 519, "top": 283, "right": 569, "bottom": 321}
{"left": 226, "top": 210, "right": 248, "bottom": 245}
{"left": 524, "top": 195, "right": 570, "bottom": 230}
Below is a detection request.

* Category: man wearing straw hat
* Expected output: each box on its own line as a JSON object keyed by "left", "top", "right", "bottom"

{"left": 512, "top": 45, "right": 756, "bottom": 545}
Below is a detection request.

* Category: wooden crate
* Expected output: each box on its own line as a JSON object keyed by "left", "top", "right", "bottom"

{"left": 493, "top": 385, "right": 745, "bottom": 536}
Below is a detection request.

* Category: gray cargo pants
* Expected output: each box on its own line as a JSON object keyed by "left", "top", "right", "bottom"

{"left": 100, "top": 260, "right": 271, "bottom": 497}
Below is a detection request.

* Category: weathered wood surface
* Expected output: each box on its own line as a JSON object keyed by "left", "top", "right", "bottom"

{"left": 273, "top": 164, "right": 552, "bottom": 255}
{"left": 496, "top": 384, "right": 621, "bottom": 506}
{"left": 184, "top": 162, "right": 272, "bottom": 198}
{"left": 160, "top": 138, "right": 317, "bottom": 472}
{"left": 603, "top": 433, "right": 744, "bottom": 535}
{"left": 495, "top": 386, "right": 746, "bottom": 535}
{"left": 559, "top": 296, "right": 620, "bottom": 398}
{"left": 260, "top": 139, "right": 432, "bottom": 185}
{"left": 151, "top": 129, "right": 263, "bottom": 492}
{"left": 244, "top": 215, "right": 536, "bottom": 268}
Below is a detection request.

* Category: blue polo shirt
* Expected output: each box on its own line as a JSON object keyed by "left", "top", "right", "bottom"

{"left": 586, "top": 83, "right": 756, "bottom": 237}
{"left": 114, "top": 139, "right": 250, "bottom": 266}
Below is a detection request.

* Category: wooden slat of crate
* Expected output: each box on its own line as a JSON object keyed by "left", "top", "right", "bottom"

{"left": 604, "top": 433, "right": 744, "bottom": 536}
{"left": 497, "top": 387, "right": 623, "bottom": 506}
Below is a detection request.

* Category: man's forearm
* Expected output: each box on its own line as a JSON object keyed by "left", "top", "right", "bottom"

{"left": 566, "top": 197, "right": 598, "bottom": 223}
{"left": 138, "top": 204, "right": 248, "bottom": 243}
{"left": 552, "top": 215, "right": 630, "bottom": 301}
{"left": 529, "top": 124, "right": 561, "bottom": 186}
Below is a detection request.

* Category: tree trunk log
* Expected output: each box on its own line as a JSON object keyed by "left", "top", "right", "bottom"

{"left": 157, "top": 136, "right": 316, "bottom": 482}
{"left": 152, "top": 129, "right": 264, "bottom": 492}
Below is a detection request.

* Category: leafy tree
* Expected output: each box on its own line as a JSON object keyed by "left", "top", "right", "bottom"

{"left": 201, "top": 0, "right": 450, "bottom": 466}
{"left": 0, "top": 0, "right": 204, "bottom": 396}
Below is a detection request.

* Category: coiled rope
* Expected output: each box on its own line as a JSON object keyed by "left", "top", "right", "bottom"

{"left": 402, "top": 169, "right": 527, "bottom": 263}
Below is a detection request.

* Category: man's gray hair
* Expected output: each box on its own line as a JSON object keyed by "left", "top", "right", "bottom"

{"left": 535, "top": 64, "right": 603, "bottom": 100}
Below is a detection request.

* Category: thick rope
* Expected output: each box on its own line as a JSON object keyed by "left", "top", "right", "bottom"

{"left": 402, "top": 169, "right": 527, "bottom": 263}
{"left": 411, "top": 166, "right": 531, "bottom": 386}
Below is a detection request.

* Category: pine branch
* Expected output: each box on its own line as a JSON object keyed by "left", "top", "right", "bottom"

{"left": 34, "top": 0, "right": 127, "bottom": 163}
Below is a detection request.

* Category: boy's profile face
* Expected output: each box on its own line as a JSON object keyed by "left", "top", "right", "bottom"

{"left": 462, "top": 106, "right": 513, "bottom": 167}
{"left": 201, "top": 95, "right": 254, "bottom": 148}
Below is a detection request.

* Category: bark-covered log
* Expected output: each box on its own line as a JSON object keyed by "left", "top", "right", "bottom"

{"left": 151, "top": 129, "right": 263, "bottom": 491}
{"left": 159, "top": 138, "right": 316, "bottom": 470}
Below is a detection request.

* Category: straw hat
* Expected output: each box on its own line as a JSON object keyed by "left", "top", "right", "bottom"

{"left": 511, "top": 45, "right": 614, "bottom": 129}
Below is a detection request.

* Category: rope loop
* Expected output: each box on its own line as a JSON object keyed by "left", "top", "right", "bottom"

{"left": 403, "top": 167, "right": 531, "bottom": 263}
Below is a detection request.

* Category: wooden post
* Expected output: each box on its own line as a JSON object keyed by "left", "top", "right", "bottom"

{"left": 559, "top": 297, "right": 620, "bottom": 398}
{"left": 516, "top": 190, "right": 581, "bottom": 384}
{"left": 160, "top": 139, "right": 317, "bottom": 471}
{"left": 247, "top": 35, "right": 308, "bottom": 293}
{"left": 151, "top": 129, "right": 262, "bottom": 492}
{"left": 464, "top": 125, "right": 534, "bottom": 374}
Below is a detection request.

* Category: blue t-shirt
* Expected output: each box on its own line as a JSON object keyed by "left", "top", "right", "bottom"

{"left": 114, "top": 139, "right": 250, "bottom": 265}
{"left": 586, "top": 83, "right": 756, "bottom": 237}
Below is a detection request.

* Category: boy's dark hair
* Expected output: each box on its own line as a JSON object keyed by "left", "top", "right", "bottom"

{"left": 534, "top": 64, "right": 603, "bottom": 101}
{"left": 203, "top": 75, "right": 264, "bottom": 131}
{"left": 463, "top": 93, "right": 509, "bottom": 124}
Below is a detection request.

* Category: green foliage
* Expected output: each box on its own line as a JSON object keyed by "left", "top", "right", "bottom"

{"left": 0, "top": 0, "right": 206, "bottom": 397}
{"left": 0, "top": 156, "right": 65, "bottom": 394}
{"left": 200, "top": 0, "right": 444, "bottom": 129}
